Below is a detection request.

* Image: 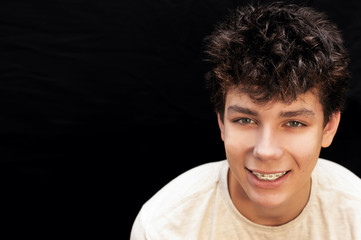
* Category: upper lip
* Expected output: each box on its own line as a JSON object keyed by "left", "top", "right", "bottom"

{"left": 246, "top": 168, "right": 290, "bottom": 174}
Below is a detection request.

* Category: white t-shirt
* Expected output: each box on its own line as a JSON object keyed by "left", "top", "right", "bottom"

{"left": 130, "top": 159, "right": 361, "bottom": 239}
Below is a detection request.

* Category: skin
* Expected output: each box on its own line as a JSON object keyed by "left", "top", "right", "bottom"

{"left": 217, "top": 88, "right": 340, "bottom": 226}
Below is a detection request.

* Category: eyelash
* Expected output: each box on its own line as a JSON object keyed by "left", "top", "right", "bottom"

{"left": 233, "top": 118, "right": 306, "bottom": 128}
{"left": 286, "top": 121, "right": 306, "bottom": 128}
{"left": 233, "top": 118, "right": 257, "bottom": 125}
{"left": 235, "top": 118, "right": 256, "bottom": 125}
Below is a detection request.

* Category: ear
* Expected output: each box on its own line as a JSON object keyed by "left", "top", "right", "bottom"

{"left": 217, "top": 112, "right": 225, "bottom": 142}
{"left": 322, "top": 111, "right": 341, "bottom": 148}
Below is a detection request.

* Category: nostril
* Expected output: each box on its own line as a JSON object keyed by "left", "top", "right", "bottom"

{"left": 253, "top": 144, "right": 283, "bottom": 160}
{"left": 253, "top": 127, "right": 284, "bottom": 160}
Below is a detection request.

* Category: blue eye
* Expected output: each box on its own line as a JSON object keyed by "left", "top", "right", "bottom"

{"left": 286, "top": 121, "right": 305, "bottom": 128}
{"left": 238, "top": 118, "right": 255, "bottom": 125}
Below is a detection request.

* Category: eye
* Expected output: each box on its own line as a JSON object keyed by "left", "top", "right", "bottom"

{"left": 286, "top": 121, "right": 305, "bottom": 128}
{"left": 237, "top": 118, "right": 256, "bottom": 125}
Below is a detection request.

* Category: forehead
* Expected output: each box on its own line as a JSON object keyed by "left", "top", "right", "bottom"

{"left": 225, "top": 88, "right": 323, "bottom": 114}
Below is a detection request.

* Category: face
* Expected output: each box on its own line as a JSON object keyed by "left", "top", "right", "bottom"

{"left": 218, "top": 88, "right": 340, "bottom": 219}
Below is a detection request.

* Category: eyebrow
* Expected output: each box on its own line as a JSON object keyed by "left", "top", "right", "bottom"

{"left": 227, "top": 105, "right": 258, "bottom": 116}
{"left": 279, "top": 108, "right": 315, "bottom": 118}
{"left": 227, "top": 105, "right": 315, "bottom": 118}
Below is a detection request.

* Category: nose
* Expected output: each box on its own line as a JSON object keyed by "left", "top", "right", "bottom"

{"left": 253, "top": 126, "right": 283, "bottom": 161}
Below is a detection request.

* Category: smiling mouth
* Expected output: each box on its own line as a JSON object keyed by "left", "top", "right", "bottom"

{"left": 249, "top": 170, "right": 290, "bottom": 181}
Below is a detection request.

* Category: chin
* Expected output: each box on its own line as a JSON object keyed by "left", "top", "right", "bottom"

{"left": 249, "top": 190, "right": 290, "bottom": 209}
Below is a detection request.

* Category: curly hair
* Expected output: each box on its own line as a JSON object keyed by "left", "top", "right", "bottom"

{"left": 204, "top": 2, "right": 350, "bottom": 122}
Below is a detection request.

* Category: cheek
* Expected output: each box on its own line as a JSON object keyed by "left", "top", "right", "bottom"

{"left": 284, "top": 129, "right": 323, "bottom": 171}
{"left": 223, "top": 128, "right": 254, "bottom": 157}
{"left": 288, "top": 137, "right": 320, "bottom": 159}
{"left": 223, "top": 128, "right": 257, "bottom": 174}
{"left": 223, "top": 131, "right": 253, "bottom": 187}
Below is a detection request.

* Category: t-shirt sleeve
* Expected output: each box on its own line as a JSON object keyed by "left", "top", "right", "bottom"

{"left": 130, "top": 212, "right": 149, "bottom": 240}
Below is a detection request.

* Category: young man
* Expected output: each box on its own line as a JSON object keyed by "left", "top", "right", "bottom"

{"left": 131, "top": 2, "right": 361, "bottom": 239}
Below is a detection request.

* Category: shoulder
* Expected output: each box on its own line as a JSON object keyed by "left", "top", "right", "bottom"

{"left": 316, "top": 159, "right": 361, "bottom": 190}
{"left": 132, "top": 160, "right": 228, "bottom": 236}
{"left": 311, "top": 159, "right": 361, "bottom": 234}
{"left": 314, "top": 158, "right": 361, "bottom": 203}
{"left": 145, "top": 160, "right": 226, "bottom": 208}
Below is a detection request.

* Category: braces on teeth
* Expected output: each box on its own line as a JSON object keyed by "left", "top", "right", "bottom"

{"left": 251, "top": 171, "right": 287, "bottom": 181}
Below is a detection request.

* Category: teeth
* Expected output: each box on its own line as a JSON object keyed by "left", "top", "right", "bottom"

{"left": 251, "top": 171, "right": 287, "bottom": 181}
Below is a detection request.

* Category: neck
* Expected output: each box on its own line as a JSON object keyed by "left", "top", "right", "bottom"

{"left": 228, "top": 170, "right": 311, "bottom": 226}
{"left": 248, "top": 194, "right": 309, "bottom": 226}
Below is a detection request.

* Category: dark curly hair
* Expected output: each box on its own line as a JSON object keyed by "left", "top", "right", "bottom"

{"left": 204, "top": 2, "right": 350, "bottom": 123}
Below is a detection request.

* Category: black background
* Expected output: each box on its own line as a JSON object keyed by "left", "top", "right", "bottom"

{"left": 0, "top": 0, "right": 360, "bottom": 238}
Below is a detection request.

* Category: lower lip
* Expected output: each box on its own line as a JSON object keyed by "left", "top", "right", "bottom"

{"left": 246, "top": 170, "right": 290, "bottom": 189}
